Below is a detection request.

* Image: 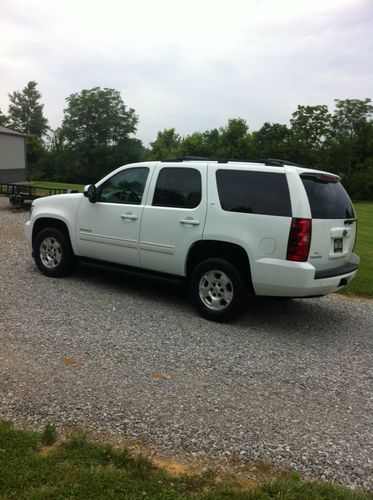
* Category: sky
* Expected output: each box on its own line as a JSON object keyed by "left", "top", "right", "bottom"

{"left": 0, "top": 0, "right": 372, "bottom": 145}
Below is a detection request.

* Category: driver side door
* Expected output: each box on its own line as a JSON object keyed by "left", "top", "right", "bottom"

{"left": 76, "top": 166, "right": 150, "bottom": 267}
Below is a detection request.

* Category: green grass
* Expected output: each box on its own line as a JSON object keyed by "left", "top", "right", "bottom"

{"left": 0, "top": 421, "right": 371, "bottom": 499}
{"left": 339, "top": 202, "right": 373, "bottom": 297}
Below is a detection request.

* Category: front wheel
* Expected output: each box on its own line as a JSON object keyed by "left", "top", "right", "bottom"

{"left": 189, "top": 258, "right": 248, "bottom": 322}
{"left": 34, "top": 228, "right": 75, "bottom": 277}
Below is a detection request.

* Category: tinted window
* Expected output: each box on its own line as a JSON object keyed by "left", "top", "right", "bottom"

{"left": 153, "top": 168, "right": 201, "bottom": 208}
{"left": 216, "top": 170, "right": 292, "bottom": 217}
{"left": 98, "top": 167, "right": 149, "bottom": 204}
{"left": 301, "top": 176, "right": 355, "bottom": 219}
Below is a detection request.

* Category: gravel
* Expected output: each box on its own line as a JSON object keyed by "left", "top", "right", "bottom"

{"left": 0, "top": 197, "right": 372, "bottom": 490}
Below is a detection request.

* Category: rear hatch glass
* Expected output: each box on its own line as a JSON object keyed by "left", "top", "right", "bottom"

{"left": 301, "top": 174, "right": 356, "bottom": 271}
{"left": 301, "top": 175, "right": 355, "bottom": 219}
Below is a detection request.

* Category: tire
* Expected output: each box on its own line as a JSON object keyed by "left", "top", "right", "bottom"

{"left": 189, "top": 258, "right": 248, "bottom": 322}
{"left": 33, "top": 227, "right": 75, "bottom": 277}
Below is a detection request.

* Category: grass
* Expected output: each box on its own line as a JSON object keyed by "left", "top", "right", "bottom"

{"left": 339, "top": 202, "right": 373, "bottom": 297}
{"left": 0, "top": 421, "right": 371, "bottom": 499}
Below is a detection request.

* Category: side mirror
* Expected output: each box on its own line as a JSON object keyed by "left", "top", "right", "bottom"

{"left": 83, "top": 184, "right": 97, "bottom": 203}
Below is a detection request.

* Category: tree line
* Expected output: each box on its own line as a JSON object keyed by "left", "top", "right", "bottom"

{"left": 1, "top": 81, "right": 372, "bottom": 199}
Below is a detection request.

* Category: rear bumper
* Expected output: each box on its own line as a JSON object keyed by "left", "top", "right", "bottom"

{"left": 252, "top": 253, "right": 360, "bottom": 297}
{"left": 314, "top": 261, "right": 359, "bottom": 279}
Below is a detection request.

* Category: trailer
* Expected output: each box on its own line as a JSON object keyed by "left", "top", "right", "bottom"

{"left": 0, "top": 182, "right": 74, "bottom": 208}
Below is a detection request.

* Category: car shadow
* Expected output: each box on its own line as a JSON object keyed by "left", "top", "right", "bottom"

{"left": 72, "top": 263, "right": 354, "bottom": 338}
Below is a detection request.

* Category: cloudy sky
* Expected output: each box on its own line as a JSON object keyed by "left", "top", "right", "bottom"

{"left": 0, "top": 0, "right": 372, "bottom": 144}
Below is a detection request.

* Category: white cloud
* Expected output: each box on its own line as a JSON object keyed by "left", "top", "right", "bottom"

{"left": 0, "top": 0, "right": 372, "bottom": 144}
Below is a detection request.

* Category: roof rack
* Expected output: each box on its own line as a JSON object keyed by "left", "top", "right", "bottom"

{"left": 160, "top": 156, "right": 303, "bottom": 167}
{"left": 257, "top": 158, "right": 304, "bottom": 167}
{"left": 161, "top": 156, "right": 212, "bottom": 162}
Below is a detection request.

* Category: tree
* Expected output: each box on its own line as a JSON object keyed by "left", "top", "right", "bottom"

{"left": 290, "top": 105, "right": 331, "bottom": 149}
{"left": 0, "top": 108, "right": 8, "bottom": 127}
{"left": 330, "top": 99, "right": 373, "bottom": 175}
{"left": 61, "top": 87, "right": 138, "bottom": 148}
{"left": 289, "top": 105, "right": 332, "bottom": 167}
{"left": 179, "top": 132, "right": 210, "bottom": 157}
{"left": 7, "top": 81, "right": 49, "bottom": 137}
{"left": 217, "top": 118, "right": 254, "bottom": 159}
{"left": 59, "top": 87, "right": 140, "bottom": 181}
{"left": 253, "top": 122, "right": 290, "bottom": 159}
{"left": 149, "top": 128, "right": 181, "bottom": 160}
{"left": 333, "top": 98, "right": 373, "bottom": 140}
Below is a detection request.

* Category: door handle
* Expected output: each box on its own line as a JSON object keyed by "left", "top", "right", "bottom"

{"left": 121, "top": 213, "right": 138, "bottom": 221}
{"left": 180, "top": 218, "right": 200, "bottom": 226}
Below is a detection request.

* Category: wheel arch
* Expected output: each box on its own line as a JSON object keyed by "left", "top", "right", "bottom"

{"left": 186, "top": 240, "right": 253, "bottom": 292}
{"left": 32, "top": 217, "right": 74, "bottom": 252}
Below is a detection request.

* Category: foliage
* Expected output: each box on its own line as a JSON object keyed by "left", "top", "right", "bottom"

{"left": 252, "top": 122, "right": 290, "bottom": 160}
{"left": 147, "top": 99, "right": 373, "bottom": 200}
{"left": 217, "top": 118, "right": 255, "bottom": 159}
{"left": 51, "top": 87, "right": 143, "bottom": 183}
{"left": 149, "top": 128, "right": 181, "bottom": 160}
{"left": 289, "top": 105, "right": 332, "bottom": 167}
{"left": 2, "top": 80, "right": 373, "bottom": 198}
{"left": 61, "top": 87, "right": 138, "bottom": 148}
{"left": 0, "top": 107, "right": 8, "bottom": 127}
{"left": 40, "top": 423, "right": 57, "bottom": 446}
{"left": 330, "top": 99, "right": 373, "bottom": 176}
{"left": 7, "top": 81, "right": 49, "bottom": 137}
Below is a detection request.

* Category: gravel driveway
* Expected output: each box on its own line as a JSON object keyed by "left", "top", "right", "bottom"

{"left": 0, "top": 197, "right": 372, "bottom": 490}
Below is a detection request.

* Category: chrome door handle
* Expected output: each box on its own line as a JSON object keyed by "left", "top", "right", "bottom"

{"left": 121, "top": 213, "right": 138, "bottom": 221}
{"left": 180, "top": 219, "right": 200, "bottom": 226}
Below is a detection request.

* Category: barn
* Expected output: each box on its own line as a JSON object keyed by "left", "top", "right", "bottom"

{"left": 0, "top": 126, "right": 27, "bottom": 183}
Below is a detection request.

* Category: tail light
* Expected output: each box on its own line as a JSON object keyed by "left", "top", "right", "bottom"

{"left": 287, "top": 218, "right": 312, "bottom": 262}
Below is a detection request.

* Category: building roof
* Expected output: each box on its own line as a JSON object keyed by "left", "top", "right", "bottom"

{"left": 0, "top": 126, "right": 26, "bottom": 137}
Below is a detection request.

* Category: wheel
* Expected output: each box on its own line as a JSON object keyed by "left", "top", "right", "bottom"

{"left": 33, "top": 228, "right": 75, "bottom": 277}
{"left": 189, "top": 258, "right": 248, "bottom": 322}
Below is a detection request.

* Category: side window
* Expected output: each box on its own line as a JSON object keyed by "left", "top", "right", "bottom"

{"left": 152, "top": 167, "right": 202, "bottom": 208}
{"left": 97, "top": 168, "right": 149, "bottom": 205}
{"left": 216, "top": 170, "right": 292, "bottom": 217}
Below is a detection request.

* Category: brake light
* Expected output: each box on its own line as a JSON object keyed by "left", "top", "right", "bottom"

{"left": 287, "top": 218, "right": 312, "bottom": 262}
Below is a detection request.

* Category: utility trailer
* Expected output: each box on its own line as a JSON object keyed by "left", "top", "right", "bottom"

{"left": 0, "top": 182, "right": 72, "bottom": 208}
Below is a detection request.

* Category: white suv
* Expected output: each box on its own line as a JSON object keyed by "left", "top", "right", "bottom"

{"left": 25, "top": 158, "right": 359, "bottom": 321}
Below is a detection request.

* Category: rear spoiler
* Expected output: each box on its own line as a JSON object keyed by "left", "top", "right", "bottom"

{"left": 300, "top": 172, "right": 340, "bottom": 183}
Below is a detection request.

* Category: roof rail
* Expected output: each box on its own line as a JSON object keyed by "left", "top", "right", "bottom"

{"left": 160, "top": 156, "right": 303, "bottom": 167}
{"left": 161, "top": 156, "right": 212, "bottom": 162}
{"left": 257, "top": 158, "right": 304, "bottom": 167}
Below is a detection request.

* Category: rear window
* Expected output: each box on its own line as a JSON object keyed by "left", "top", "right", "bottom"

{"left": 216, "top": 170, "right": 292, "bottom": 217}
{"left": 301, "top": 176, "right": 355, "bottom": 219}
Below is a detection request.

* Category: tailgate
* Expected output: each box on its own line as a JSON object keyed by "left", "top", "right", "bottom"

{"left": 301, "top": 173, "right": 357, "bottom": 272}
{"left": 309, "top": 218, "right": 357, "bottom": 271}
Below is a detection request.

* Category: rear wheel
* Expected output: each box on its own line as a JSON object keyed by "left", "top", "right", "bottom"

{"left": 34, "top": 228, "right": 75, "bottom": 277}
{"left": 189, "top": 258, "right": 248, "bottom": 322}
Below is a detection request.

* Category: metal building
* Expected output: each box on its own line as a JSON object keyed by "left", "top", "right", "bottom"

{"left": 0, "top": 126, "right": 27, "bottom": 182}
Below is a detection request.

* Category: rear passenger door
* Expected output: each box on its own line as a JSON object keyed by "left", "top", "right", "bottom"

{"left": 139, "top": 164, "right": 207, "bottom": 276}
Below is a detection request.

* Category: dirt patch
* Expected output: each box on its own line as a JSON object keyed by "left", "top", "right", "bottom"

{"left": 62, "top": 357, "right": 84, "bottom": 368}
{"left": 150, "top": 372, "right": 175, "bottom": 381}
